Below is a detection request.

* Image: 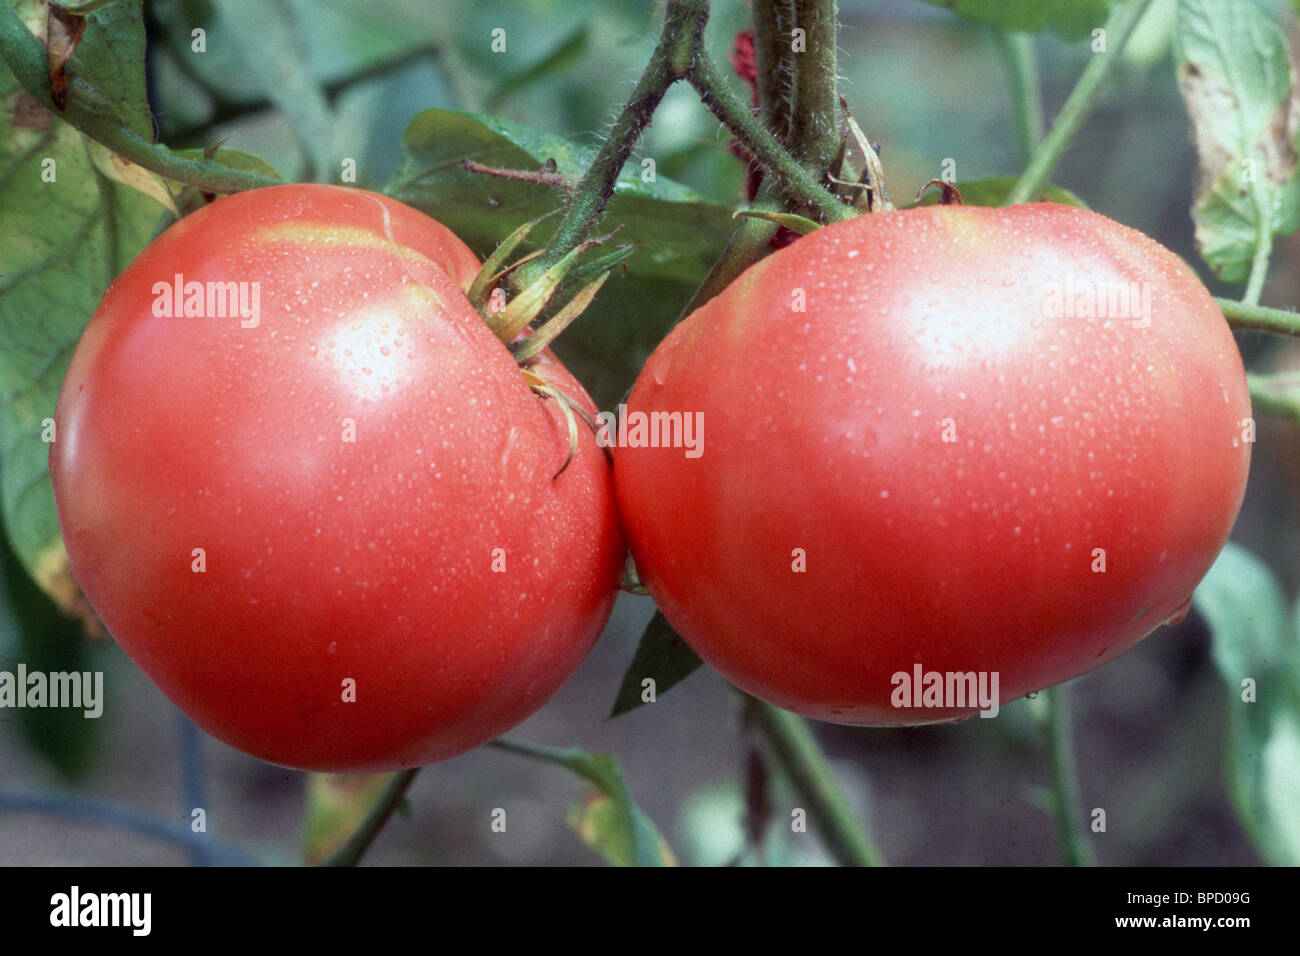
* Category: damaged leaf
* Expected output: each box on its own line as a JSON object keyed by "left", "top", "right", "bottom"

{"left": 1174, "top": 0, "right": 1300, "bottom": 284}
{"left": 45, "top": 3, "right": 85, "bottom": 110}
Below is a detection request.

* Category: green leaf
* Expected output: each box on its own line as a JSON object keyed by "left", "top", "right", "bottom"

{"left": 912, "top": 175, "right": 1088, "bottom": 208}
{"left": 609, "top": 610, "right": 704, "bottom": 718}
{"left": 385, "top": 108, "right": 735, "bottom": 408}
{"left": 733, "top": 208, "right": 822, "bottom": 235}
{"left": 1191, "top": 542, "right": 1300, "bottom": 866}
{"left": 919, "top": 0, "right": 1111, "bottom": 39}
{"left": 1173, "top": 0, "right": 1299, "bottom": 283}
{"left": 495, "top": 739, "right": 674, "bottom": 866}
{"left": 301, "top": 772, "right": 397, "bottom": 865}
{"left": 40, "top": 0, "right": 153, "bottom": 139}
{"left": 0, "top": 30, "right": 167, "bottom": 609}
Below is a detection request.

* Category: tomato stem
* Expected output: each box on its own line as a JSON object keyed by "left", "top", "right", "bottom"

{"left": 316, "top": 769, "right": 420, "bottom": 867}
{"left": 514, "top": 0, "right": 854, "bottom": 290}
{"left": 1037, "top": 686, "right": 1097, "bottom": 867}
{"left": 743, "top": 695, "right": 886, "bottom": 866}
{"left": 785, "top": 0, "right": 842, "bottom": 178}
{"left": 752, "top": 0, "right": 795, "bottom": 135}
{"left": 1216, "top": 297, "right": 1300, "bottom": 336}
{"left": 993, "top": 28, "right": 1044, "bottom": 168}
{"left": 1004, "top": 0, "right": 1155, "bottom": 207}
{"left": 689, "top": 54, "right": 855, "bottom": 224}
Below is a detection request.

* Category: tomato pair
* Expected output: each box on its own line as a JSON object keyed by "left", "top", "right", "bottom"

{"left": 50, "top": 185, "right": 1251, "bottom": 769}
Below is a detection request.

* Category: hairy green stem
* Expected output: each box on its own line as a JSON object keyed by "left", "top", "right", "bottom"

{"left": 786, "top": 0, "right": 840, "bottom": 174}
{"left": 515, "top": 0, "right": 854, "bottom": 289}
{"left": 690, "top": 54, "right": 853, "bottom": 222}
{"left": 1216, "top": 297, "right": 1300, "bottom": 335}
{"left": 743, "top": 695, "right": 885, "bottom": 866}
{"left": 317, "top": 769, "right": 419, "bottom": 867}
{"left": 512, "top": 0, "right": 708, "bottom": 286}
{"left": 994, "top": 29, "right": 1044, "bottom": 166}
{"left": 752, "top": 0, "right": 794, "bottom": 135}
{"left": 1004, "top": 0, "right": 1154, "bottom": 206}
{"left": 0, "top": 3, "right": 281, "bottom": 192}
{"left": 1039, "top": 686, "right": 1095, "bottom": 867}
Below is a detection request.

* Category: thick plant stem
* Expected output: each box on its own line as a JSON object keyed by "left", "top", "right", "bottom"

{"left": 514, "top": 0, "right": 708, "bottom": 285}
{"left": 516, "top": 0, "right": 852, "bottom": 288}
{"left": 0, "top": 3, "right": 281, "bottom": 193}
{"left": 1004, "top": 0, "right": 1154, "bottom": 206}
{"left": 318, "top": 769, "right": 419, "bottom": 867}
{"left": 743, "top": 695, "right": 885, "bottom": 866}
{"left": 752, "top": 0, "right": 794, "bottom": 135}
{"left": 786, "top": 0, "right": 840, "bottom": 175}
{"left": 994, "top": 29, "right": 1044, "bottom": 166}
{"left": 1217, "top": 297, "right": 1300, "bottom": 335}
{"left": 1040, "top": 686, "right": 1096, "bottom": 867}
{"left": 690, "top": 54, "right": 853, "bottom": 222}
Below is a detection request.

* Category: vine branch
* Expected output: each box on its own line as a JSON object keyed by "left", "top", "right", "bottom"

{"left": 786, "top": 0, "right": 841, "bottom": 175}
{"left": 1004, "top": 0, "right": 1155, "bottom": 206}
{"left": 1036, "top": 686, "right": 1096, "bottom": 866}
{"left": 515, "top": 0, "right": 853, "bottom": 288}
{"left": 743, "top": 695, "right": 885, "bottom": 867}
{"left": 317, "top": 769, "right": 420, "bottom": 867}
{"left": 1216, "top": 297, "right": 1300, "bottom": 335}
{"left": 0, "top": 2, "right": 282, "bottom": 193}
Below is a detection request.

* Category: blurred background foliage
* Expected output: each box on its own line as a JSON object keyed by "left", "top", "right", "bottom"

{"left": 2, "top": 0, "right": 1299, "bottom": 865}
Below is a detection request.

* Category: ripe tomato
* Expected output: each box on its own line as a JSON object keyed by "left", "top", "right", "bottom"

{"left": 50, "top": 184, "right": 623, "bottom": 771}
{"left": 615, "top": 203, "right": 1251, "bottom": 724}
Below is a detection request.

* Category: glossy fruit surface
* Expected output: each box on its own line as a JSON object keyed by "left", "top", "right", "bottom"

{"left": 615, "top": 203, "right": 1251, "bottom": 724}
{"left": 51, "top": 184, "right": 622, "bottom": 770}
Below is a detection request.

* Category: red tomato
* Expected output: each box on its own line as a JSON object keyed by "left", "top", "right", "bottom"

{"left": 615, "top": 203, "right": 1251, "bottom": 724}
{"left": 51, "top": 184, "right": 623, "bottom": 771}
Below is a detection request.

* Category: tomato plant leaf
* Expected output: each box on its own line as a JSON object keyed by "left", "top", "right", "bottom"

{"left": 1173, "top": 0, "right": 1300, "bottom": 285}
{"left": 911, "top": 175, "right": 1088, "bottom": 209}
{"left": 386, "top": 108, "right": 735, "bottom": 408}
{"left": 917, "top": 0, "right": 1110, "bottom": 39}
{"left": 609, "top": 610, "right": 704, "bottom": 718}
{"left": 0, "top": 14, "right": 167, "bottom": 615}
{"left": 1191, "top": 542, "right": 1300, "bottom": 866}
{"left": 494, "top": 739, "right": 673, "bottom": 866}
{"left": 9, "top": 0, "right": 154, "bottom": 138}
{"left": 567, "top": 788, "right": 676, "bottom": 868}
{"left": 301, "top": 772, "right": 398, "bottom": 865}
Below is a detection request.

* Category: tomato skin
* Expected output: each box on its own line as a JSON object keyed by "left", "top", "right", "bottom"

{"left": 51, "top": 184, "right": 623, "bottom": 771}
{"left": 615, "top": 203, "right": 1251, "bottom": 724}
